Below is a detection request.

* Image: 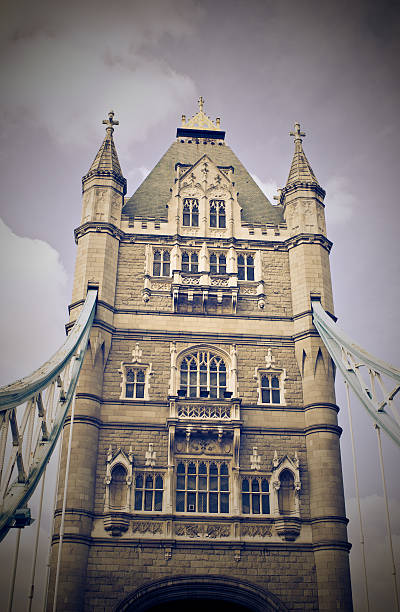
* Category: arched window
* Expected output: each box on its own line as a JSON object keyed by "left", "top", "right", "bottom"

{"left": 180, "top": 350, "right": 227, "bottom": 398}
{"left": 209, "top": 200, "right": 226, "bottom": 228}
{"left": 241, "top": 477, "right": 270, "bottom": 515}
{"left": 237, "top": 254, "right": 254, "bottom": 280}
{"left": 153, "top": 250, "right": 170, "bottom": 276}
{"left": 278, "top": 469, "right": 295, "bottom": 515}
{"left": 181, "top": 251, "right": 199, "bottom": 273}
{"left": 109, "top": 464, "right": 127, "bottom": 510}
{"left": 126, "top": 369, "right": 145, "bottom": 399}
{"left": 134, "top": 473, "right": 163, "bottom": 511}
{"left": 176, "top": 461, "right": 229, "bottom": 513}
{"left": 183, "top": 198, "right": 199, "bottom": 227}
{"left": 261, "top": 375, "right": 281, "bottom": 404}
{"left": 210, "top": 253, "right": 226, "bottom": 275}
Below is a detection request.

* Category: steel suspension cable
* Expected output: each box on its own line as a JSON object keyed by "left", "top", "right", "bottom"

{"left": 52, "top": 394, "right": 76, "bottom": 612}
{"left": 7, "top": 528, "right": 21, "bottom": 612}
{"left": 375, "top": 424, "right": 400, "bottom": 612}
{"left": 27, "top": 467, "right": 46, "bottom": 612}
{"left": 345, "top": 380, "right": 370, "bottom": 611}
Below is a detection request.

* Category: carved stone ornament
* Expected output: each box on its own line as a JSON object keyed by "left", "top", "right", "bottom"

{"left": 132, "top": 521, "right": 163, "bottom": 535}
{"left": 175, "top": 523, "right": 230, "bottom": 538}
{"left": 241, "top": 287, "right": 257, "bottom": 295}
{"left": 241, "top": 524, "right": 272, "bottom": 538}
{"left": 211, "top": 277, "right": 229, "bottom": 287}
{"left": 152, "top": 282, "right": 170, "bottom": 291}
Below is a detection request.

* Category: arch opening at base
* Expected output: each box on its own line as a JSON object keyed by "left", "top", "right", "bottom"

{"left": 115, "top": 575, "right": 288, "bottom": 612}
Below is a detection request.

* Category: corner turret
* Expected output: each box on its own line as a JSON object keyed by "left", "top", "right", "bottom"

{"left": 81, "top": 111, "right": 127, "bottom": 226}
{"left": 280, "top": 122, "right": 327, "bottom": 237}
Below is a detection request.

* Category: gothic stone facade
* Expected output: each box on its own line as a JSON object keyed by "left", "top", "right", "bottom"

{"left": 47, "top": 107, "right": 352, "bottom": 611}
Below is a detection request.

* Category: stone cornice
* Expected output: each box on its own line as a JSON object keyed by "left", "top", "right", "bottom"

{"left": 74, "top": 221, "right": 123, "bottom": 244}
{"left": 310, "top": 515, "right": 349, "bottom": 526}
{"left": 280, "top": 181, "right": 326, "bottom": 201}
{"left": 304, "top": 423, "right": 342, "bottom": 437}
{"left": 304, "top": 402, "right": 339, "bottom": 413}
{"left": 285, "top": 233, "right": 332, "bottom": 252}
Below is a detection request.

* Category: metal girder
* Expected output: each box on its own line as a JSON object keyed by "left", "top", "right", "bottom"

{"left": 312, "top": 299, "right": 400, "bottom": 448}
{"left": 0, "top": 290, "right": 97, "bottom": 541}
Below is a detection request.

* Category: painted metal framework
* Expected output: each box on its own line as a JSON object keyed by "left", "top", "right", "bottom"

{"left": 0, "top": 290, "right": 97, "bottom": 541}
{"left": 312, "top": 298, "right": 400, "bottom": 447}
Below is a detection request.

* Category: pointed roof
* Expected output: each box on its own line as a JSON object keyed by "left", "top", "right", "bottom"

{"left": 285, "top": 122, "right": 319, "bottom": 187}
{"left": 123, "top": 139, "right": 283, "bottom": 225}
{"left": 83, "top": 111, "right": 126, "bottom": 192}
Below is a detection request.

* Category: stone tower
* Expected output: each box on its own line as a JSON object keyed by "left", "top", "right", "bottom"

{"left": 47, "top": 102, "right": 352, "bottom": 611}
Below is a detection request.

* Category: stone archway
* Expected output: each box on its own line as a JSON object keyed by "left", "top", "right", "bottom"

{"left": 114, "top": 575, "right": 289, "bottom": 612}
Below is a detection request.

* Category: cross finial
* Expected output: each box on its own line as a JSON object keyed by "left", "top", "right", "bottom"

{"left": 290, "top": 121, "right": 306, "bottom": 143}
{"left": 102, "top": 110, "right": 119, "bottom": 133}
{"left": 198, "top": 96, "right": 204, "bottom": 112}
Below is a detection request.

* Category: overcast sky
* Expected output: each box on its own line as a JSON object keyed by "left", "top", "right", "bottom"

{"left": 0, "top": 1, "right": 399, "bottom": 610}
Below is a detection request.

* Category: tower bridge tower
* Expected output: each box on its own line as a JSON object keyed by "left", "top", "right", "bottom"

{"left": 47, "top": 101, "right": 352, "bottom": 611}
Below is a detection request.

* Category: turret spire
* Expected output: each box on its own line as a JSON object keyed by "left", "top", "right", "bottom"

{"left": 83, "top": 110, "right": 126, "bottom": 193}
{"left": 285, "top": 121, "right": 320, "bottom": 188}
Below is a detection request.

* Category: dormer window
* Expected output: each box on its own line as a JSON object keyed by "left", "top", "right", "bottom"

{"left": 210, "top": 253, "right": 226, "bottom": 274}
{"left": 153, "top": 250, "right": 170, "bottom": 276}
{"left": 238, "top": 254, "right": 254, "bottom": 280}
{"left": 210, "top": 200, "right": 226, "bottom": 228}
{"left": 182, "top": 251, "right": 199, "bottom": 273}
{"left": 183, "top": 198, "right": 199, "bottom": 227}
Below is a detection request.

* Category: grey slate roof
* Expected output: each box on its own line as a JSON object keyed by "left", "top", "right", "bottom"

{"left": 122, "top": 140, "right": 283, "bottom": 225}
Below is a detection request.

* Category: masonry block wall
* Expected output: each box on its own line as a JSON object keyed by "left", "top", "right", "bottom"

{"left": 47, "top": 109, "right": 352, "bottom": 611}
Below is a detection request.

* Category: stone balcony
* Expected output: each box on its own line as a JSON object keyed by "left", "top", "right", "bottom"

{"left": 169, "top": 397, "right": 241, "bottom": 423}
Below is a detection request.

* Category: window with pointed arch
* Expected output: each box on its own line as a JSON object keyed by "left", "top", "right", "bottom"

{"left": 180, "top": 350, "right": 227, "bottom": 398}
{"left": 241, "top": 476, "right": 270, "bottom": 514}
{"left": 176, "top": 460, "right": 230, "bottom": 513}
{"left": 153, "top": 250, "right": 170, "bottom": 276}
{"left": 260, "top": 375, "right": 281, "bottom": 404}
{"left": 209, "top": 200, "right": 226, "bottom": 228}
{"left": 134, "top": 472, "right": 164, "bottom": 511}
{"left": 181, "top": 251, "right": 199, "bottom": 273}
{"left": 210, "top": 253, "right": 226, "bottom": 275}
{"left": 237, "top": 254, "right": 254, "bottom": 280}
{"left": 183, "top": 198, "right": 199, "bottom": 227}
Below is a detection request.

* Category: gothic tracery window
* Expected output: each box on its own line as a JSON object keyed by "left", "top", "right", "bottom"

{"left": 241, "top": 477, "right": 270, "bottom": 515}
{"left": 134, "top": 473, "right": 164, "bottom": 511}
{"left": 153, "top": 250, "right": 170, "bottom": 276}
{"left": 181, "top": 251, "right": 199, "bottom": 273}
{"left": 209, "top": 200, "right": 226, "bottom": 228}
{"left": 210, "top": 253, "right": 226, "bottom": 274}
{"left": 237, "top": 254, "right": 254, "bottom": 280}
{"left": 183, "top": 198, "right": 199, "bottom": 227}
{"left": 261, "top": 375, "right": 281, "bottom": 404}
{"left": 180, "top": 350, "right": 227, "bottom": 398}
{"left": 176, "top": 461, "right": 229, "bottom": 513}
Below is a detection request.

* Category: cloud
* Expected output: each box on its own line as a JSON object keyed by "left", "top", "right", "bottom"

{"left": 325, "top": 176, "right": 356, "bottom": 225}
{"left": 251, "top": 174, "right": 279, "bottom": 203}
{"left": 0, "top": 218, "right": 68, "bottom": 385}
{"left": 0, "top": 1, "right": 200, "bottom": 148}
